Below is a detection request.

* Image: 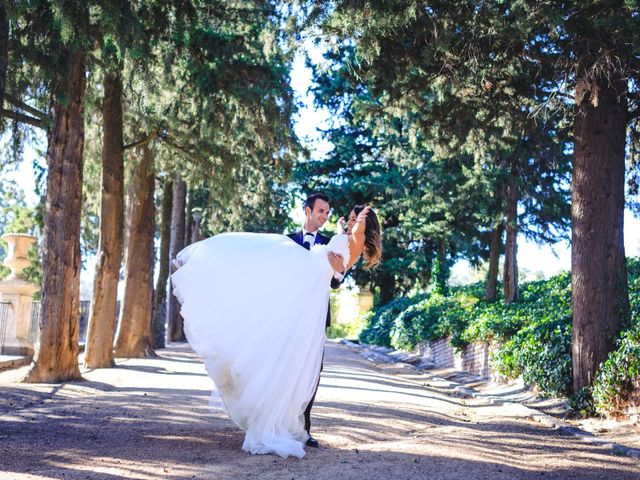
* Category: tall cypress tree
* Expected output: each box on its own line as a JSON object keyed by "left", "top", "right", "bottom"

{"left": 15, "top": 0, "right": 91, "bottom": 383}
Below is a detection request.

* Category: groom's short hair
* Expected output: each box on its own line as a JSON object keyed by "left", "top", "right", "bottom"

{"left": 304, "top": 192, "right": 330, "bottom": 212}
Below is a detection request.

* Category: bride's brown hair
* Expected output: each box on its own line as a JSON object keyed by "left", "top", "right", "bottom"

{"left": 353, "top": 205, "right": 382, "bottom": 269}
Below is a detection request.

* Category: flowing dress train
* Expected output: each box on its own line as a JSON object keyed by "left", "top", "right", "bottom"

{"left": 171, "top": 232, "right": 349, "bottom": 458}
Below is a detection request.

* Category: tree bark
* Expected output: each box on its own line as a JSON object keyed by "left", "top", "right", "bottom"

{"left": 151, "top": 178, "right": 173, "bottom": 349}
{"left": 377, "top": 269, "right": 396, "bottom": 305}
{"left": 0, "top": 2, "right": 8, "bottom": 123}
{"left": 434, "top": 237, "right": 448, "bottom": 295}
{"left": 23, "top": 50, "right": 86, "bottom": 383}
{"left": 485, "top": 222, "right": 504, "bottom": 301}
{"left": 168, "top": 174, "right": 187, "bottom": 342}
{"left": 84, "top": 70, "right": 124, "bottom": 368}
{"left": 191, "top": 214, "right": 204, "bottom": 244}
{"left": 571, "top": 70, "right": 629, "bottom": 392}
{"left": 503, "top": 178, "right": 519, "bottom": 304}
{"left": 184, "top": 188, "right": 193, "bottom": 248}
{"left": 114, "top": 143, "right": 155, "bottom": 357}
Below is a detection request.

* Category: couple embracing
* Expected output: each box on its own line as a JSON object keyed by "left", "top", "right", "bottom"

{"left": 171, "top": 193, "right": 382, "bottom": 458}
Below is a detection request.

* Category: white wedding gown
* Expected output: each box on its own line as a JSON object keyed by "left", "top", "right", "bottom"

{"left": 171, "top": 232, "right": 349, "bottom": 458}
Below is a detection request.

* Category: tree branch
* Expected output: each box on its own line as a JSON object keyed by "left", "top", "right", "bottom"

{"left": 2, "top": 109, "right": 45, "bottom": 129}
{"left": 157, "top": 131, "right": 196, "bottom": 154}
{"left": 4, "top": 94, "right": 47, "bottom": 119}
{"left": 123, "top": 128, "right": 160, "bottom": 150}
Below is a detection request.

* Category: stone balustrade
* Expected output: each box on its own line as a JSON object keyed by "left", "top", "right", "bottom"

{"left": 0, "top": 233, "right": 39, "bottom": 355}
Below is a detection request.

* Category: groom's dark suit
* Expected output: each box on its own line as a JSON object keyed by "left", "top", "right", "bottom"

{"left": 287, "top": 230, "right": 344, "bottom": 435}
{"left": 287, "top": 230, "right": 341, "bottom": 327}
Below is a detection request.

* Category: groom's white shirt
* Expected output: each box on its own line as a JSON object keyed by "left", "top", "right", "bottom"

{"left": 301, "top": 228, "right": 317, "bottom": 243}
{"left": 301, "top": 228, "right": 345, "bottom": 281}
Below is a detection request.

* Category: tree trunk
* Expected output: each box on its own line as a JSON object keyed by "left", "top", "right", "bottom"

{"left": 84, "top": 71, "right": 124, "bottom": 368}
{"left": 191, "top": 214, "right": 203, "bottom": 244}
{"left": 184, "top": 188, "right": 193, "bottom": 247}
{"left": 23, "top": 50, "right": 86, "bottom": 383}
{"left": 571, "top": 71, "right": 629, "bottom": 392}
{"left": 168, "top": 174, "right": 187, "bottom": 342}
{"left": 434, "top": 237, "right": 448, "bottom": 295}
{"left": 0, "top": 2, "right": 8, "bottom": 122}
{"left": 114, "top": 143, "right": 155, "bottom": 357}
{"left": 377, "top": 269, "right": 396, "bottom": 305}
{"left": 503, "top": 178, "right": 518, "bottom": 304}
{"left": 485, "top": 223, "right": 504, "bottom": 301}
{"left": 151, "top": 178, "right": 173, "bottom": 349}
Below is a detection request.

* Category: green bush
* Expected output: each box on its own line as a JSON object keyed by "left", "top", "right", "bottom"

{"left": 591, "top": 325, "right": 640, "bottom": 415}
{"left": 492, "top": 314, "right": 572, "bottom": 395}
{"left": 359, "top": 295, "right": 424, "bottom": 347}
{"left": 591, "top": 258, "right": 640, "bottom": 414}
{"left": 360, "top": 259, "right": 640, "bottom": 405}
{"left": 383, "top": 291, "right": 480, "bottom": 352}
{"left": 327, "top": 312, "right": 368, "bottom": 340}
{"left": 487, "top": 273, "right": 573, "bottom": 395}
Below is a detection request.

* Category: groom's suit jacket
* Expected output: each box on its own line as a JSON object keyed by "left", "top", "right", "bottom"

{"left": 287, "top": 230, "right": 343, "bottom": 327}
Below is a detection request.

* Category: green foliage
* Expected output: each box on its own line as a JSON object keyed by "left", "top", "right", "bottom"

{"left": 569, "top": 387, "right": 596, "bottom": 418}
{"left": 298, "top": 0, "right": 575, "bottom": 303}
{"left": 430, "top": 251, "right": 451, "bottom": 296}
{"left": 390, "top": 292, "right": 479, "bottom": 351}
{"left": 299, "top": 45, "right": 501, "bottom": 303}
{"left": 360, "top": 296, "right": 423, "bottom": 347}
{"left": 327, "top": 310, "right": 368, "bottom": 341}
{"left": 361, "top": 270, "right": 574, "bottom": 395}
{"left": 148, "top": 2, "right": 299, "bottom": 235}
{"left": 494, "top": 314, "right": 572, "bottom": 396}
{"left": 361, "top": 258, "right": 640, "bottom": 404}
{"left": 592, "top": 258, "right": 640, "bottom": 415}
{"left": 592, "top": 325, "right": 640, "bottom": 415}
{"left": 0, "top": 178, "right": 42, "bottom": 285}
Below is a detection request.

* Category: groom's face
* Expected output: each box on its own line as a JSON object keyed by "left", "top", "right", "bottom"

{"left": 305, "top": 199, "right": 330, "bottom": 232}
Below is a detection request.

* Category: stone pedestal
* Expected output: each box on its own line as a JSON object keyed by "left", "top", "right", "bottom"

{"left": 0, "top": 234, "right": 39, "bottom": 355}
{"left": 357, "top": 287, "right": 374, "bottom": 313}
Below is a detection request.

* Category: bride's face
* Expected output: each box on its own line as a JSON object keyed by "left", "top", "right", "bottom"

{"left": 346, "top": 210, "right": 357, "bottom": 234}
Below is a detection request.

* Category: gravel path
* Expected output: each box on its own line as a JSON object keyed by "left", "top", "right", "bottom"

{"left": 0, "top": 341, "right": 638, "bottom": 479}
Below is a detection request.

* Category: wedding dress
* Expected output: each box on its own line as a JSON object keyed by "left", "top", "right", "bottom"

{"left": 171, "top": 232, "right": 349, "bottom": 458}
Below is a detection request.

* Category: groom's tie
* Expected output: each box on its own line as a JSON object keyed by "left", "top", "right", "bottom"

{"left": 303, "top": 232, "right": 314, "bottom": 250}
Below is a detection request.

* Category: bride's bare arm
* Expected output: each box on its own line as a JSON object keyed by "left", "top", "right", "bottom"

{"left": 347, "top": 206, "right": 370, "bottom": 270}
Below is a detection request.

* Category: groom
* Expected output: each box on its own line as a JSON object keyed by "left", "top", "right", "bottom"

{"left": 287, "top": 192, "right": 346, "bottom": 448}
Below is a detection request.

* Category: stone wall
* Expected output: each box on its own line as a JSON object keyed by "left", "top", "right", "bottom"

{"left": 419, "top": 336, "right": 500, "bottom": 380}
{"left": 420, "top": 337, "right": 639, "bottom": 423}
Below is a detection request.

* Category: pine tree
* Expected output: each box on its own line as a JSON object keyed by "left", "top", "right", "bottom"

{"left": 301, "top": 37, "right": 569, "bottom": 301}
{"left": 310, "top": 0, "right": 639, "bottom": 390}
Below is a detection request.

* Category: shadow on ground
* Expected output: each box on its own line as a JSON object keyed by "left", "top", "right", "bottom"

{"left": 0, "top": 343, "right": 637, "bottom": 480}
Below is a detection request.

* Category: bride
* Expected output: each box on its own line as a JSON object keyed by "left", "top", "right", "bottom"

{"left": 171, "top": 205, "right": 382, "bottom": 458}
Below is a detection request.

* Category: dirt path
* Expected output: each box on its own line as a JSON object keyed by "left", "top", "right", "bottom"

{"left": 1, "top": 341, "right": 638, "bottom": 479}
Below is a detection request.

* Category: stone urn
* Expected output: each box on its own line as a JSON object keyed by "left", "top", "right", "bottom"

{"left": 2, "top": 233, "right": 36, "bottom": 280}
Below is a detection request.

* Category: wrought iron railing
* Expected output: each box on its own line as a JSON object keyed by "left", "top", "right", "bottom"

{"left": 29, "top": 301, "right": 41, "bottom": 347}
{"left": 26, "top": 300, "right": 120, "bottom": 348}
{"left": 79, "top": 300, "right": 90, "bottom": 343}
{"left": 0, "top": 301, "right": 13, "bottom": 354}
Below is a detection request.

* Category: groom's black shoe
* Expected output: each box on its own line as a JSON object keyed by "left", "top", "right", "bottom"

{"left": 306, "top": 434, "right": 319, "bottom": 448}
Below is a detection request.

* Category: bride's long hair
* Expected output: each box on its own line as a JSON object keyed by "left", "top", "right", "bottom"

{"left": 353, "top": 205, "right": 382, "bottom": 269}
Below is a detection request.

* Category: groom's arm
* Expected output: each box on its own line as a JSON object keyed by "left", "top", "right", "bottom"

{"left": 327, "top": 252, "right": 347, "bottom": 289}
{"left": 330, "top": 273, "right": 345, "bottom": 290}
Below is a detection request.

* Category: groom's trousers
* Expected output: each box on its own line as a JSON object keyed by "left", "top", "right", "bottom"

{"left": 304, "top": 357, "right": 323, "bottom": 433}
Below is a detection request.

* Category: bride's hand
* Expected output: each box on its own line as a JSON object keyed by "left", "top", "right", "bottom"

{"left": 351, "top": 206, "right": 371, "bottom": 236}
{"left": 336, "top": 216, "right": 346, "bottom": 235}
